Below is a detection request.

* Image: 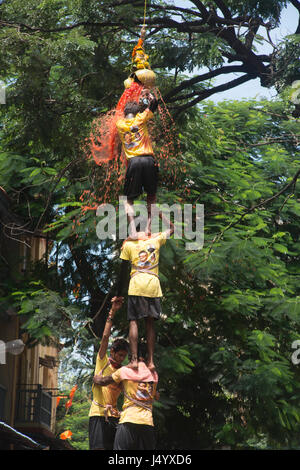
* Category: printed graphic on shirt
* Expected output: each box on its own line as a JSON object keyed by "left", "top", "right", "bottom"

{"left": 137, "top": 244, "right": 156, "bottom": 269}
{"left": 116, "top": 110, "right": 154, "bottom": 159}
{"left": 120, "top": 233, "right": 167, "bottom": 297}
{"left": 136, "top": 381, "right": 155, "bottom": 401}
{"left": 124, "top": 126, "right": 141, "bottom": 150}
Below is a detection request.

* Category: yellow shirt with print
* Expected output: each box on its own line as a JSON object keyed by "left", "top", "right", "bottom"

{"left": 111, "top": 369, "right": 157, "bottom": 426}
{"left": 116, "top": 109, "right": 154, "bottom": 160}
{"left": 89, "top": 353, "right": 122, "bottom": 418}
{"left": 120, "top": 232, "right": 167, "bottom": 298}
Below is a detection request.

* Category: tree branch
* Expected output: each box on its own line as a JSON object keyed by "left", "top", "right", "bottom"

{"left": 34, "top": 157, "right": 84, "bottom": 234}
{"left": 0, "top": 19, "right": 124, "bottom": 33}
{"left": 165, "top": 65, "right": 250, "bottom": 101}
{"left": 0, "top": 0, "right": 288, "bottom": 105}
{"left": 213, "top": 0, "right": 232, "bottom": 19}
{"left": 172, "top": 74, "right": 255, "bottom": 117}
{"left": 206, "top": 167, "right": 300, "bottom": 256}
{"left": 149, "top": 4, "right": 204, "bottom": 19}
{"left": 190, "top": 0, "right": 209, "bottom": 19}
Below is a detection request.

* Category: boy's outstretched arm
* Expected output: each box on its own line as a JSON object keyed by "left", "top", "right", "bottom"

{"left": 151, "top": 206, "right": 174, "bottom": 238}
{"left": 159, "top": 210, "right": 174, "bottom": 238}
{"left": 98, "top": 296, "right": 124, "bottom": 360}
{"left": 93, "top": 374, "right": 115, "bottom": 386}
{"left": 149, "top": 94, "right": 158, "bottom": 113}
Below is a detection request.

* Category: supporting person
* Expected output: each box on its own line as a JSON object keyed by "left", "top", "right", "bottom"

{"left": 93, "top": 344, "right": 158, "bottom": 450}
{"left": 88, "top": 296, "right": 129, "bottom": 450}
{"left": 116, "top": 211, "right": 174, "bottom": 371}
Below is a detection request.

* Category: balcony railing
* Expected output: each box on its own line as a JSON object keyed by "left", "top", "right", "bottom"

{"left": 16, "top": 384, "right": 52, "bottom": 428}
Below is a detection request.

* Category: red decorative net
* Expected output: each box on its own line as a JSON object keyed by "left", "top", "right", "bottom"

{"left": 82, "top": 81, "right": 183, "bottom": 212}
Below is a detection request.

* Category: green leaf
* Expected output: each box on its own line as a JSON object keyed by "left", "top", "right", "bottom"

{"left": 273, "top": 243, "right": 288, "bottom": 254}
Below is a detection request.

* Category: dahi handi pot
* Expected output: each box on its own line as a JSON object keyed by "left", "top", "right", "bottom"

{"left": 134, "top": 68, "right": 156, "bottom": 88}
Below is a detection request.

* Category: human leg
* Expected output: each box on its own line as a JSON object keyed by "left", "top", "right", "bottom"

{"left": 113, "top": 423, "right": 137, "bottom": 450}
{"left": 123, "top": 157, "right": 143, "bottom": 238}
{"left": 124, "top": 197, "right": 138, "bottom": 238}
{"left": 127, "top": 296, "right": 160, "bottom": 370}
{"left": 143, "top": 156, "right": 159, "bottom": 234}
{"left": 128, "top": 319, "right": 139, "bottom": 369}
{"left": 145, "top": 316, "right": 156, "bottom": 371}
{"left": 146, "top": 193, "right": 156, "bottom": 235}
{"left": 89, "top": 416, "right": 105, "bottom": 450}
{"left": 113, "top": 423, "right": 155, "bottom": 450}
{"left": 138, "top": 424, "right": 156, "bottom": 450}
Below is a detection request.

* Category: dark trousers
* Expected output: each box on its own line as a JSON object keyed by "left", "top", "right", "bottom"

{"left": 113, "top": 422, "right": 156, "bottom": 450}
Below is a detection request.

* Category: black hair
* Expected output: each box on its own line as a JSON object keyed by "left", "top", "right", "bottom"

{"left": 111, "top": 337, "right": 129, "bottom": 353}
{"left": 124, "top": 101, "right": 140, "bottom": 117}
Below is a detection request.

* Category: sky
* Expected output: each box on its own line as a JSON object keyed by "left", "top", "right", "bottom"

{"left": 173, "top": 2, "right": 299, "bottom": 102}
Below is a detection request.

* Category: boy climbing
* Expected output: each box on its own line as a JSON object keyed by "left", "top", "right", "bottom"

{"left": 88, "top": 296, "right": 129, "bottom": 450}
{"left": 116, "top": 211, "right": 174, "bottom": 371}
{"left": 116, "top": 92, "right": 159, "bottom": 237}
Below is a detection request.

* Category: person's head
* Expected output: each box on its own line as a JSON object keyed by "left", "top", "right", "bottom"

{"left": 139, "top": 250, "right": 148, "bottom": 263}
{"left": 124, "top": 101, "right": 140, "bottom": 117}
{"left": 110, "top": 338, "right": 129, "bottom": 365}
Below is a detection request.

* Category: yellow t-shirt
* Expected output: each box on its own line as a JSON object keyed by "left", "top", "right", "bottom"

{"left": 116, "top": 109, "right": 154, "bottom": 160}
{"left": 111, "top": 364, "right": 158, "bottom": 426}
{"left": 89, "top": 353, "right": 122, "bottom": 418}
{"left": 120, "top": 232, "right": 167, "bottom": 297}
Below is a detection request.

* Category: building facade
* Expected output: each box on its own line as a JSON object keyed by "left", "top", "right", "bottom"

{"left": 0, "top": 188, "right": 72, "bottom": 450}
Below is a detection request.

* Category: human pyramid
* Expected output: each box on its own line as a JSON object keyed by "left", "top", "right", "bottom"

{"left": 88, "top": 26, "right": 174, "bottom": 451}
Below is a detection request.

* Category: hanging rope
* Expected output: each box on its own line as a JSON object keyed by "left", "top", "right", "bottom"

{"left": 143, "top": 0, "right": 147, "bottom": 27}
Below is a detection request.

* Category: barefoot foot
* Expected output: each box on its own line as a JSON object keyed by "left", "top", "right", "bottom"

{"left": 147, "top": 361, "right": 156, "bottom": 372}
{"left": 127, "top": 360, "right": 139, "bottom": 370}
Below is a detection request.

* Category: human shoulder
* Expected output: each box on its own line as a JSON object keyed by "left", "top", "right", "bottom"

{"left": 150, "top": 232, "right": 167, "bottom": 245}
{"left": 116, "top": 117, "right": 131, "bottom": 130}
{"left": 95, "top": 351, "right": 109, "bottom": 372}
{"left": 111, "top": 366, "right": 123, "bottom": 383}
{"left": 121, "top": 238, "right": 137, "bottom": 252}
{"left": 136, "top": 109, "right": 153, "bottom": 122}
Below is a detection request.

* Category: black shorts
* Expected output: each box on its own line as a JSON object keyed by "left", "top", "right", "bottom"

{"left": 123, "top": 155, "right": 158, "bottom": 200}
{"left": 89, "top": 416, "right": 119, "bottom": 450}
{"left": 127, "top": 295, "right": 161, "bottom": 321}
{"left": 113, "top": 422, "right": 156, "bottom": 450}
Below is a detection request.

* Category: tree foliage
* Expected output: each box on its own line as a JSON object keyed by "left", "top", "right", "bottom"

{"left": 55, "top": 389, "right": 90, "bottom": 450}
{"left": 154, "top": 98, "right": 300, "bottom": 448}
{"left": 1, "top": 0, "right": 300, "bottom": 450}
{"left": 1, "top": 0, "right": 300, "bottom": 114}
